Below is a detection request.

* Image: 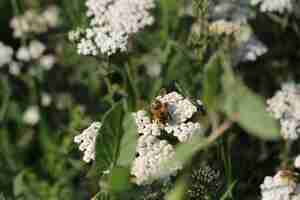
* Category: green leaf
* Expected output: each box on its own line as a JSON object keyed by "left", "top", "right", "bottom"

{"left": 220, "top": 181, "right": 237, "bottom": 200}
{"left": 0, "top": 76, "right": 11, "bottom": 122}
{"left": 13, "top": 171, "right": 26, "bottom": 197}
{"left": 165, "top": 179, "right": 187, "bottom": 200}
{"left": 117, "top": 113, "right": 138, "bottom": 167}
{"left": 125, "top": 64, "right": 138, "bottom": 112}
{"left": 96, "top": 102, "right": 125, "bottom": 172}
{"left": 170, "top": 137, "right": 210, "bottom": 168}
{"left": 0, "top": 193, "right": 6, "bottom": 200}
{"left": 202, "top": 53, "right": 222, "bottom": 111}
{"left": 222, "top": 68, "right": 280, "bottom": 140}
{"left": 108, "top": 167, "right": 132, "bottom": 194}
{"left": 92, "top": 192, "right": 111, "bottom": 200}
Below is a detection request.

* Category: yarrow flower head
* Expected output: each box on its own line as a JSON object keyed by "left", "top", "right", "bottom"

{"left": 260, "top": 170, "right": 300, "bottom": 200}
{"left": 69, "top": 0, "right": 155, "bottom": 56}
{"left": 132, "top": 135, "right": 181, "bottom": 185}
{"left": 267, "top": 83, "right": 300, "bottom": 140}
{"left": 251, "top": 0, "right": 294, "bottom": 13}
{"left": 131, "top": 91, "right": 204, "bottom": 185}
{"left": 74, "top": 122, "right": 102, "bottom": 163}
{"left": 10, "top": 5, "right": 60, "bottom": 38}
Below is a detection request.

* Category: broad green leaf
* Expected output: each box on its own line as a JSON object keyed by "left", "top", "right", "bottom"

{"left": 13, "top": 171, "right": 26, "bottom": 197}
{"left": 202, "top": 53, "right": 222, "bottom": 111}
{"left": 96, "top": 102, "right": 125, "bottom": 172}
{"left": 165, "top": 179, "right": 187, "bottom": 200}
{"left": 108, "top": 167, "right": 132, "bottom": 194}
{"left": 167, "top": 136, "right": 210, "bottom": 170}
{"left": 117, "top": 113, "right": 138, "bottom": 167}
{"left": 222, "top": 67, "right": 280, "bottom": 140}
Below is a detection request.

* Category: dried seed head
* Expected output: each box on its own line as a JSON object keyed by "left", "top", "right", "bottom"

{"left": 186, "top": 164, "right": 224, "bottom": 200}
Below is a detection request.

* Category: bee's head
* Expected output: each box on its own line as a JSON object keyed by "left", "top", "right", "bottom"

{"left": 151, "top": 100, "right": 163, "bottom": 110}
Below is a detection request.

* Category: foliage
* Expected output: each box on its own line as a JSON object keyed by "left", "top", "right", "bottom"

{"left": 0, "top": 0, "right": 300, "bottom": 199}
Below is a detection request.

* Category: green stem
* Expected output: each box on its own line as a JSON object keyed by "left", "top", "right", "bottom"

{"left": 0, "top": 78, "right": 11, "bottom": 122}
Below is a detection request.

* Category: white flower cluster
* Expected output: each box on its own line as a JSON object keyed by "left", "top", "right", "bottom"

{"left": 261, "top": 170, "right": 300, "bottom": 200}
{"left": 23, "top": 106, "right": 40, "bottom": 126}
{"left": 251, "top": 0, "right": 294, "bottom": 13}
{"left": 0, "top": 39, "right": 56, "bottom": 76}
{"left": 131, "top": 92, "right": 203, "bottom": 185}
{"left": 156, "top": 92, "right": 202, "bottom": 142}
{"left": 132, "top": 135, "right": 181, "bottom": 185}
{"left": 10, "top": 5, "right": 60, "bottom": 38}
{"left": 74, "top": 122, "right": 102, "bottom": 163}
{"left": 267, "top": 83, "right": 300, "bottom": 140}
{"left": 69, "top": 0, "right": 155, "bottom": 56}
{"left": 0, "top": 42, "right": 13, "bottom": 68}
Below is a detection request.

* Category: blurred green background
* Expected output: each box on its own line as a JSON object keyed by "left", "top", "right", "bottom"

{"left": 1, "top": 0, "right": 300, "bottom": 199}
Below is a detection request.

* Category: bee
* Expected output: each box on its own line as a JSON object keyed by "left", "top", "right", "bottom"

{"left": 278, "top": 170, "right": 299, "bottom": 186}
{"left": 150, "top": 99, "right": 170, "bottom": 125}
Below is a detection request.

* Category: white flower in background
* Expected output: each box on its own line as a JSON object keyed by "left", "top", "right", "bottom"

{"left": 0, "top": 42, "right": 13, "bottom": 67}
{"left": 261, "top": 170, "right": 300, "bottom": 200}
{"left": 68, "top": 29, "right": 84, "bottom": 42}
{"left": 10, "top": 6, "right": 60, "bottom": 38}
{"left": 210, "top": 0, "right": 253, "bottom": 24}
{"left": 10, "top": 10, "right": 47, "bottom": 38}
{"left": 74, "top": 122, "right": 102, "bottom": 163}
{"left": 9, "top": 61, "right": 22, "bottom": 76}
{"left": 42, "top": 5, "right": 60, "bottom": 28}
{"left": 131, "top": 135, "right": 182, "bottom": 185}
{"left": 39, "top": 54, "right": 56, "bottom": 70}
{"left": 77, "top": 38, "right": 98, "bottom": 56}
{"left": 294, "top": 155, "right": 300, "bottom": 169}
{"left": 70, "top": 0, "right": 155, "bottom": 56}
{"left": 16, "top": 46, "right": 31, "bottom": 62}
{"left": 267, "top": 83, "right": 300, "bottom": 140}
{"left": 232, "top": 24, "right": 268, "bottom": 65}
{"left": 29, "top": 40, "right": 46, "bottom": 59}
{"left": 23, "top": 106, "right": 40, "bottom": 126}
{"left": 251, "top": 0, "right": 294, "bottom": 13}
{"left": 41, "top": 93, "right": 52, "bottom": 107}
{"left": 146, "top": 62, "right": 162, "bottom": 78}
{"left": 236, "top": 36, "right": 268, "bottom": 62}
